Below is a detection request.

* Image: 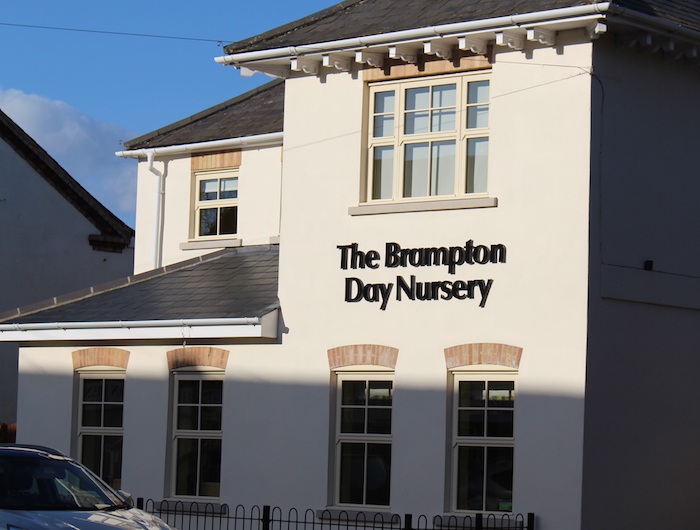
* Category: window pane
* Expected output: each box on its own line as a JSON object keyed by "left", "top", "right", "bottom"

{"left": 486, "top": 410, "right": 514, "bottom": 437}
{"left": 485, "top": 446, "right": 513, "bottom": 512}
{"left": 179, "top": 381, "right": 200, "bottom": 404}
{"left": 83, "top": 380, "right": 103, "bottom": 402}
{"left": 374, "top": 115, "right": 395, "bottom": 138}
{"left": 432, "top": 109, "right": 455, "bottom": 132}
{"left": 405, "top": 86, "right": 429, "bottom": 111}
{"left": 339, "top": 442, "right": 365, "bottom": 504}
{"left": 365, "top": 443, "right": 391, "bottom": 506}
{"left": 466, "top": 138, "right": 489, "bottom": 193}
{"left": 467, "top": 105, "right": 489, "bottom": 129}
{"left": 102, "top": 436, "right": 123, "bottom": 490}
{"left": 458, "top": 410, "right": 485, "bottom": 437}
{"left": 199, "top": 180, "right": 218, "bottom": 201}
{"left": 488, "top": 381, "right": 515, "bottom": 408}
{"left": 431, "top": 140, "right": 455, "bottom": 196}
{"left": 199, "top": 439, "right": 222, "bottom": 497}
{"left": 202, "top": 381, "right": 223, "bottom": 404}
{"left": 368, "top": 381, "right": 392, "bottom": 406}
{"left": 81, "top": 435, "right": 102, "bottom": 476}
{"left": 372, "top": 146, "right": 394, "bottom": 200}
{"left": 103, "top": 404, "right": 123, "bottom": 428}
{"left": 104, "top": 380, "right": 124, "bottom": 403}
{"left": 374, "top": 91, "right": 395, "bottom": 114}
{"left": 468, "top": 80, "right": 490, "bottom": 104}
{"left": 456, "top": 446, "right": 485, "bottom": 510}
{"left": 219, "top": 207, "right": 238, "bottom": 235}
{"left": 459, "top": 381, "right": 485, "bottom": 407}
{"left": 367, "top": 408, "right": 391, "bottom": 434}
{"left": 177, "top": 406, "right": 199, "bottom": 430}
{"left": 175, "top": 438, "right": 199, "bottom": 496}
{"left": 342, "top": 381, "right": 366, "bottom": 406}
{"left": 82, "top": 404, "right": 102, "bottom": 427}
{"left": 405, "top": 111, "right": 429, "bottom": 135}
{"left": 220, "top": 178, "right": 238, "bottom": 199}
{"left": 200, "top": 406, "right": 222, "bottom": 430}
{"left": 404, "top": 143, "right": 430, "bottom": 197}
{"left": 432, "top": 84, "right": 456, "bottom": 107}
{"left": 198, "top": 209, "right": 217, "bottom": 236}
{"left": 341, "top": 408, "right": 365, "bottom": 433}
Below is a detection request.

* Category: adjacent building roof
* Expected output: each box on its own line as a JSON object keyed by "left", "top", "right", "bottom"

{"left": 0, "top": 244, "right": 279, "bottom": 326}
{"left": 0, "top": 109, "right": 134, "bottom": 252}
{"left": 124, "top": 80, "right": 284, "bottom": 150}
{"left": 224, "top": 0, "right": 700, "bottom": 54}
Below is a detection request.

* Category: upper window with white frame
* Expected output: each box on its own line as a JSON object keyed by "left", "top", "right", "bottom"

{"left": 334, "top": 373, "right": 393, "bottom": 508}
{"left": 171, "top": 374, "right": 223, "bottom": 498}
{"left": 367, "top": 73, "right": 490, "bottom": 203}
{"left": 194, "top": 169, "right": 238, "bottom": 238}
{"left": 77, "top": 374, "right": 124, "bottom": 491}
{"left": 451, "top": 372, "right": 515, "bottom": 513}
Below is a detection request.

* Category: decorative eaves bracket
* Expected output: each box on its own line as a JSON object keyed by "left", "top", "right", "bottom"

{"left": 389, "top": 44, "right": 418, "bottom": 63}
{"left": 496, "top": 31, "right": 525, "bottom": 50}
{"left": 424, "top": 40, "right": 453, "bottom": 59}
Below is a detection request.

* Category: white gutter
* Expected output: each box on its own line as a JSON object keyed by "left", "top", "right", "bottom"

{"left": 215, "top": 3, "right": 612, "bottom": 65}
{"left": 115, "top": 132, "right": 284, "bottom": 159}
{"left": 0, "top": 311, "right": 279, "bottom": 341}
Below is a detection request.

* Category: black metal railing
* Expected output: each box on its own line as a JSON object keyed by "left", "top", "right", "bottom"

{"left": 138, "top": 499, "right": 535, "bottom": 530}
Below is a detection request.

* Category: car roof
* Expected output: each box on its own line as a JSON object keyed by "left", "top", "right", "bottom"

{"left": 0, "top": 444, "right": 68, "bottom": 457}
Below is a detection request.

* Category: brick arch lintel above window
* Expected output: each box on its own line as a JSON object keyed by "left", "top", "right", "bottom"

{"left": 445, "top": 343, "right": 522, "bottom": 370}
{"left": 167, "top": 346, "right": 229, "bottom": 371}
{"left": 328, "top": 344, "right": 398, "bottom": 370}
{"left": 72, "top": 348, "right": 130, "bottom": 370}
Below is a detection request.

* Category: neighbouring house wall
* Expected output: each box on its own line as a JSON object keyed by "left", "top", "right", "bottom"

{"left": 582, "top": 35, "right": 700, "bottom": 530}
{"left": 0, "top": 138, "right": 134, "bottom": 424}
{"left": 133, "top": 145, "right": 282, "bottom": 274}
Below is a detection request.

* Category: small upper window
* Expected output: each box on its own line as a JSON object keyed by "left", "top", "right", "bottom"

{"left": 194, "top": 170, "right": 238, "bottom": 238}
{"left": 367, "top": 73, "right": 490, "bottom": 203}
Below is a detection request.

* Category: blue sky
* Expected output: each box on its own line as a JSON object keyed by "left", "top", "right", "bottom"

{"left": 0, "top": 0, "right": 333, "bottom": 227}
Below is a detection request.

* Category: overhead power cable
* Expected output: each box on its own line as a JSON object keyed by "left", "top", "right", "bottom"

{"left": 0, "top": 21, "right": 229, "bottom": 44}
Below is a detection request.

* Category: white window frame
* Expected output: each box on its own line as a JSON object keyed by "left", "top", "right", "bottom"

{"left": 193, "top": 168, "right": 239, "bottom": 239}
{"left": 365, "top": 72, "right": 490, "bottom": 205}
{"left": 450, "top": 370, "right": 516, "bottom": 513}
{"left": 170, "top": 372, "right": 224, "bottom": 499}
{"left": 76, "top": 371, "right": 125, "bottom": 491}
{"left": 333, "top": 372, "right": 394, "bottom": 509}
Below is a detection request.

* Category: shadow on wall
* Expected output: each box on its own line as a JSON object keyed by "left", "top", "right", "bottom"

{"left": 0, "top": 423, "right": 16, "bottom": 443}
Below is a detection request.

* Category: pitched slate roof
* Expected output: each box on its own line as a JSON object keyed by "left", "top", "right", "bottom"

{"left": 0, "top": 109, "right": 134, "bottom": 251}
{"left": 224, "top": 0, "right": 700, "bottom": 54}
{"left": 0, "top": 245, "right": 279, "bottom": 324}
{"left": 124, "top": 80, "right": 284, "bottom": 150}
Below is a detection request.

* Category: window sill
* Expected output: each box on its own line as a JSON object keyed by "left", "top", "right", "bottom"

{"left": 180, "top": 238, "right": 241, "bottom": 250}
{"left": 348, "top": 196, "right": 497, "bottom": 216}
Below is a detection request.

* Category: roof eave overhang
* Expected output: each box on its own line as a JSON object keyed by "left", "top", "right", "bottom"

{"left": 214, "top": 2, "right": 700, "bottom": 78}
{"left": 0, "top": 310, "right": 279, "bottom": 342}
{"left": 115, "top": 132, "right": 284, "bottom": 160}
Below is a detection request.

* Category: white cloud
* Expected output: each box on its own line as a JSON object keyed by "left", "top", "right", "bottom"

{"left": 0, "top": 88, "right": 138, "bottom": 227}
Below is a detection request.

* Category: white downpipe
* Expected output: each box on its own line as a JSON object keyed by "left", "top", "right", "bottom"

{"left": 147, "top": 151, "right": 165, "bottom": 270}
{"left": 215, "top": 3, "right": 613, "bottom": 65}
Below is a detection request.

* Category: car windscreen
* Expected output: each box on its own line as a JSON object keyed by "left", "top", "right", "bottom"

{"left": 0, "top": 454, "right": 125, "bottom": 510}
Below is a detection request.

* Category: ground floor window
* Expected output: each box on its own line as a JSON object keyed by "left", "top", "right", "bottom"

{"left": 452, "top": 373, "right": 515, "bottom": 512}
{"left": 334, "top": 374, "right": 393, "bottom": 507}
{"left": 78, "top": 376, "right": 124, "bottom": 490}
{"left": 172, "top": 376, "right": 223, "bottom": 498}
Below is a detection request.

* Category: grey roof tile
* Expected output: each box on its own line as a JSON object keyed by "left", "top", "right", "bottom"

{"left": 124, "top": 80, "right": 285, "bottom": 150}
{"left": 224, "top": 0, "right": 700, "bottom": 54}
{"left": 0, "top": 245, "right": 279, "bottom": 324}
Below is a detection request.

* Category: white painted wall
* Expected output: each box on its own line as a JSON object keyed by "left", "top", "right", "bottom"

{"left": 133, "top": 145, "right": 282, "bottom": 273}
